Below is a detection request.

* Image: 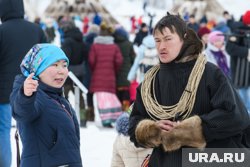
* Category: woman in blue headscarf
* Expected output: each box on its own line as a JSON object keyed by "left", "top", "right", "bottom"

{"left": 10, "top": 43, "right": 82, "bottom": 167}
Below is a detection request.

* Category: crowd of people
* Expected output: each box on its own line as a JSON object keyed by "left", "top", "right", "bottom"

{"left": 1, "top": 0, "right": 250, "bottom": 166}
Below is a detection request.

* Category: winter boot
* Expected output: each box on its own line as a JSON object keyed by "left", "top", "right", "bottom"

{"left": 86, "top": 107, "right": 95, "bottom": 121}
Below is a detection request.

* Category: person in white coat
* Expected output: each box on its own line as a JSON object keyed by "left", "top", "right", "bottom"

{"left": 111, "top": 112, "right": 152, "bottom": 167}
{"left": 204, "top": 30, "right": 230, "bottom": 78}
{"left": 127, "top": 35, "right": 159, "bottom": 83}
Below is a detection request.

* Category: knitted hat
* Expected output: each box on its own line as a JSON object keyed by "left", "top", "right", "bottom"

{"left": 61, "top": 20, "right": 75, "bottom": 33}
{"left": 242, "top": 10, "right": 250, "bottom": 25}
{"left": 208, "top": 31, "right": 225, "bottom": 44}
{"left": 213, "top": 21, "right": 231, "bottom": 34}
{"left": 115, "top": 112, "right": 130, "bottom": 136}
{"left": 100, "top": 21, "right": 114, "bottom": 36}
{"left": 87, "top": 24, "right": 100, "bottom": 34}
{"left": 197, "top": 27, "right": 211, "bottom": 38}
{"left": 20, "top": 43, "right": 69, "bottom": 80}
{"left": 114, "top": 27, "right": 129, "bottom": 40}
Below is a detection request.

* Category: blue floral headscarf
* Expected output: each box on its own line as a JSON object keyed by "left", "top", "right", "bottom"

{"left": 20, "top": 43, "right": 69, "bottom": 80}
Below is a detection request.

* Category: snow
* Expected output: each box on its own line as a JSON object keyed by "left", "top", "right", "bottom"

{"left": 79, "top": 123, "right": 116, "bottom": 166}
{"left": 217, "top": 0, "right": 250, "bottom": 20}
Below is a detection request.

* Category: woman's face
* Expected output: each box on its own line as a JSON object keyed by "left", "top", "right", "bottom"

{"left": 154, "top": 27, "right": 184, "bottom": 63}
{"left": 212, "top": 40, "right": 224, "bottom": 49}
{"left": 39, "top": 60, "right": 68, "bottom": 88}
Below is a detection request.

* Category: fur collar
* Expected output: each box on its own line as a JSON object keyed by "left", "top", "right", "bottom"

{"left": 94, "top": 36, "right": 114, "bottom": 44}
{"left": 207, "top": 42, "right": 225, "bottom": 52}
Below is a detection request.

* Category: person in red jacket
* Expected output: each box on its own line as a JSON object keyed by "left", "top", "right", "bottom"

{"left": 89, "top": 22, "right": 123, "bottom": 127}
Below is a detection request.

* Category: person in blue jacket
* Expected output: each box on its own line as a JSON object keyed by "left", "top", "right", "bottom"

{"left": 0, "top": 0, "right": 46, "bottom": 165}
{"left": 10, "top": 44, "right": 82, "bottom": 167}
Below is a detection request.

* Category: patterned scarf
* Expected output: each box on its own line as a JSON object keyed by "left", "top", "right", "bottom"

{"left": 20, "top": 43, "right": 69, "bottom": 80}
{"left": 211, "top": 50, "right": 230, "bottom": 77}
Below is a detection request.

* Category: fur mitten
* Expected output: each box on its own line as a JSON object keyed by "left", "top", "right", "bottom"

{"left": 135, "top": 119, "right": 162, "bottom": 148}
{"left": 161, "top": 115, "right": 206, "bottom": 151}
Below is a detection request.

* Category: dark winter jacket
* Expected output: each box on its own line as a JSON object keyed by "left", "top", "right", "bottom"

{"left": 82, "top": 32, "right": 98, "bottom": 89}
{"left": 133, "top": 30, "right": 148, "bottom": 46}
{"left": 114, "top": 32, "right": 135, "bottom": 87}
{"left": 187, "top": 22, "right": 200, "bottom": 33}
{"left": 61, "top": 27, "right": 89, "bottom": 80}
{"left": 0, "top": 0, "right": 47, "bottom": 103}
{"left": 226, "top": 21, "right": 250, "bottom": 88}
{"left": 62, "top": 27, "right": 88, "bottom": 65}
{"left": 129, "top": 60, "right": 250, "bottom": 167}
{"left": 10, "top": 75, "right": 82, "bottom": 167}
{"left": 89, "top": 36, "right": 123, "bottom": 93}
{"left": 85, "top": 32, "right": 98, "bottom": 47}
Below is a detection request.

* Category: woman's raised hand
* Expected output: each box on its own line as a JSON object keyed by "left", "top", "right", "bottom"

{"left": 23, "top": 73, "right": 38, "bottom": 96}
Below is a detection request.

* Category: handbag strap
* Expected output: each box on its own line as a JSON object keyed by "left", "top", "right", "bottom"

{"left": 141, "top": 154, "right": 151, "bottom": 167}
{"left": 15, "top": 130, "right": 21, "bottom": 167}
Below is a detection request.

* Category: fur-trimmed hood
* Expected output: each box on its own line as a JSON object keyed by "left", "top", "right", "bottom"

{"left": 142, "top": 35, "right": 155, "bottom": 48}
{"left": 94, "top": 36, "right": 114, "bottom": 44}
